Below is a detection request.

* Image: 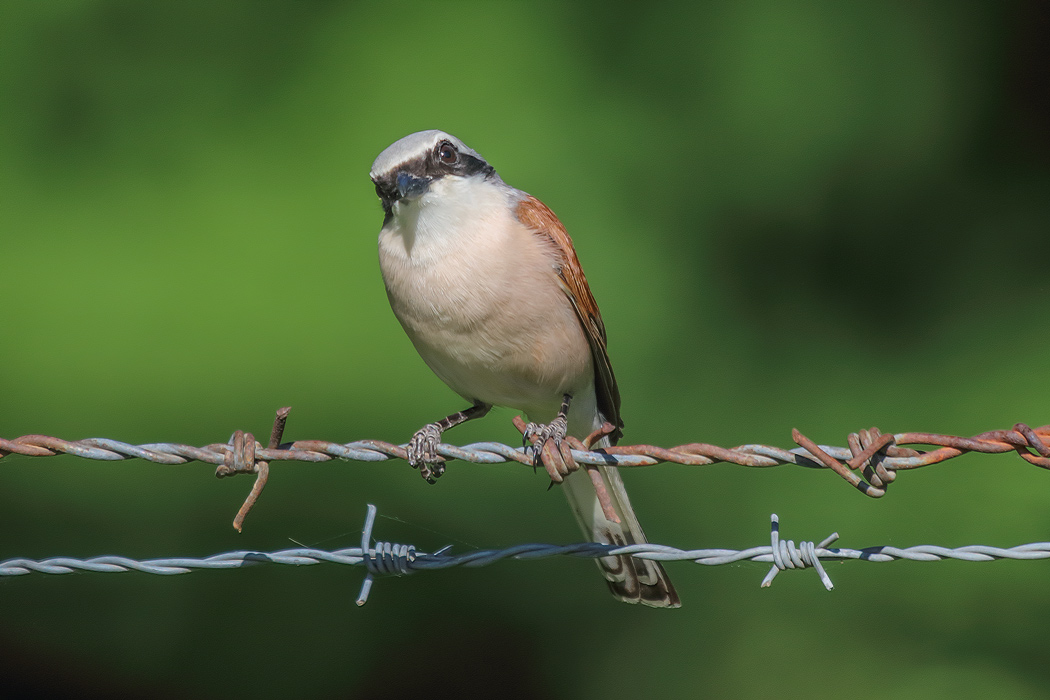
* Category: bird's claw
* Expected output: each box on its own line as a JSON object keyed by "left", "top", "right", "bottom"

{"left": 523, "top": 415, "right": 570, "bottom": 482}
{"left": 407, "top": 423, "right": 445, "bottom": 483}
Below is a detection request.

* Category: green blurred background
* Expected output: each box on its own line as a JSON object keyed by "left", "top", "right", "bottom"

{"left": 2, "top": 1, "right": 1049, "bottom": 698}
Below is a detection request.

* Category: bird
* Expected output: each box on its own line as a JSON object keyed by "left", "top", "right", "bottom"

{"left": 370, "top": 130, "right": 680, "bottom": 608}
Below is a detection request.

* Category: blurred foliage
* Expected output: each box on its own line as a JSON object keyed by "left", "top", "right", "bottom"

{"left": 2, "top": 1, "right": 1049, "bottom": 698}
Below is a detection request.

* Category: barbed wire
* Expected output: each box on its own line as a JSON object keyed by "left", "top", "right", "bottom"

{"left": 2, "top": 409, "right": 1048, "bottom": 531}
{"left": 4, "top": 506, "right": 1049, "bottom": 605}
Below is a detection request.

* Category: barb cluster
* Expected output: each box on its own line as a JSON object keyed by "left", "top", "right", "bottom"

{"left": 2, "top": 410, "right": 1048, "bottom": 531}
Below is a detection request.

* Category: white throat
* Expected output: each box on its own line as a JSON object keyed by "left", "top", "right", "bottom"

{"left": 385, "top": 175, "right": 513, "bottom": 262}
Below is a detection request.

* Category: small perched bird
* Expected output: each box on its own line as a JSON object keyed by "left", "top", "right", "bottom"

{"left": 370, "top": 130, "right": 679, "bottom": 607}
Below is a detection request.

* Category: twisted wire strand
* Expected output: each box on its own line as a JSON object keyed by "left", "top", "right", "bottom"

{"left": 4, "top": 418, "right": 1049, "bottom": 532}
{"left": 3, "top": 423, "right": 1048, "bottom": 475}
{"left": 9, "top": 539, "right": 1048, "bottom": 578}
{"left": 4, "top": 508, "right": 1050, "bottom": 604}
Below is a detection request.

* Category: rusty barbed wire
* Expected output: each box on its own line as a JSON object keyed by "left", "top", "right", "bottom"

{"left": 2, "top": 409, "right": 1049, "bottom": 531}
{"left": 4, "top": 507, "right": 1050, "bottom": 605}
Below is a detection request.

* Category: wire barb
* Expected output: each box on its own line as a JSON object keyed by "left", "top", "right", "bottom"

{"left": 355, "top": 504, "right": 416, "bottom": 606}
{"left": 760, "top": 514, "right": 838, "bottom": 590}
{"left": 213, "top": 407, "right": 290, "bottom": 532}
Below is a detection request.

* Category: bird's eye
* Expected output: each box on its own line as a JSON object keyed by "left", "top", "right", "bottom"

{"left": 437, "top": 141, "right": 458, "bottom": 165}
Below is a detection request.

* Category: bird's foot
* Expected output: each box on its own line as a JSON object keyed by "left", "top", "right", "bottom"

{"left": 523, "top": 414, "right": 570, "bottom": 482}
{"left": 407, "top": 423, "right": 445, "bottom": 484}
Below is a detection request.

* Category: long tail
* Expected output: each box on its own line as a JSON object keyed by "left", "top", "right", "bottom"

{"left": 561, "top": 436, "right": 681, "bottom": 608}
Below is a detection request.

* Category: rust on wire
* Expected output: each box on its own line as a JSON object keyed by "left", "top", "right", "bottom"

{"left": 3, "top": 413, "right": 1050, "bottom": 531}
{"left": 213, "top": 407, "right": 290, "bottom": 532}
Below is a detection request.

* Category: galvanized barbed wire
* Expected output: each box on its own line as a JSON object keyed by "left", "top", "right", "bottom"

{"left": 4, "top": 506, "right": 1050, "bottom": 604}
{"left": 2, "top": 408, "right": 1049, "bottom": 531}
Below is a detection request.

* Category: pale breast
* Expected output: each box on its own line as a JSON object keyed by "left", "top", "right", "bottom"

{"left": 377, "top": 184, "right": 592, "bottom": 414}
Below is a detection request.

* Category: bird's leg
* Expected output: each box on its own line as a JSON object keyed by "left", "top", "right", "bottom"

{"left": 524, "top": 394, "right": 572, "bottom": 481}
{"left": 408, "top": 402, "right": 491, "bottom": 483}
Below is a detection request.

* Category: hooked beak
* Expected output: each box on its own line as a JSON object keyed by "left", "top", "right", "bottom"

{"left": 396, "top": 172, "right": 432, "bottom": 201}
